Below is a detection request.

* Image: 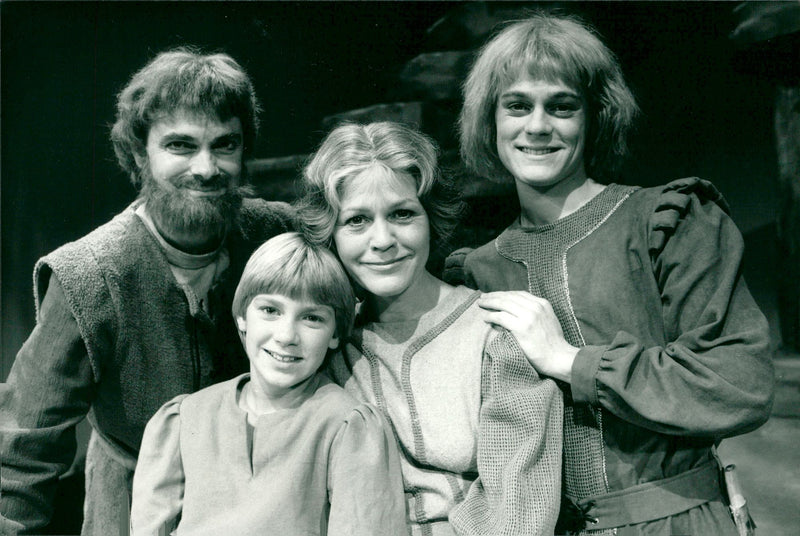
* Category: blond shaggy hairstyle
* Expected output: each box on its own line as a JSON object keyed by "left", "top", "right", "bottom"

{"left": 460, "top": 12, "right": 639, "bottom": 183}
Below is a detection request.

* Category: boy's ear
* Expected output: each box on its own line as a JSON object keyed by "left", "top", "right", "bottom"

{"left": 328, "top": 333, "right": 340, "bottom": 350}
{"left": 236, "top": 316, "right": 247, "bottom": 333}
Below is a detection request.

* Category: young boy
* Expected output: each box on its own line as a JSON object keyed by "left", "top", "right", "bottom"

{"left": 130, "top": 232, "right": 406, "bottom": 536}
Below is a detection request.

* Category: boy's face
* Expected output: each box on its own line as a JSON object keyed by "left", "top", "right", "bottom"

{"left": 236, "top": 293, "right": 339, "bottom": 398}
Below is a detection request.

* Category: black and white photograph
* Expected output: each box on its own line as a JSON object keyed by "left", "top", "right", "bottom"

{"left": 1, "top": 1, "right": 798, "bottom": 535}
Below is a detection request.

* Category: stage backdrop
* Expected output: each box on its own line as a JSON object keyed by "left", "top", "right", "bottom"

{"left": 2, "top": 1, "right": 783, "bottom": 378}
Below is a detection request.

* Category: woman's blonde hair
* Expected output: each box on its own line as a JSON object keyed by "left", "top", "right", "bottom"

{"left": 296, "top": 121, "right": 462, "bottom": 260}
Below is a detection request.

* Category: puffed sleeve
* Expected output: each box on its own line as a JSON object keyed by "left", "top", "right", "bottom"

{"left": 442, "top": 247, "right": 474, "bottom": 287}
{"left": 572, "top": 178, "right": 775, "bottom": 438}
{"left": 130, "top": 396, "right": 187, "bottom": 536}
{"left": 326, "top": 404, "right": 406, "bottom": 536}
{"left": 450, "top": 328, "right": 563, "bottom": 536}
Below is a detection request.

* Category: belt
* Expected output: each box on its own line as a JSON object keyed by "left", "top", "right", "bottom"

{"left": 575, "top": 460, "right": 723, "bottom": 531}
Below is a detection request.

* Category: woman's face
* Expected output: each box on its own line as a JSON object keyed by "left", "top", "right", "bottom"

{"left": 332, "top": 166, "right": 430, "bottom": 301}
{"left": 495, "top": 75, "right": 588, "bottom": 190}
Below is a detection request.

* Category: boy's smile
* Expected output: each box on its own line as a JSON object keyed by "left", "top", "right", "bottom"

{"left": 264, "top": 349, "right": 303, "bottom": 363}
{"left": 236, "top": 293, "right": 339, "bottom": 401}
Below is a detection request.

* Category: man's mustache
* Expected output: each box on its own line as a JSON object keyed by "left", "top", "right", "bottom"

{"left": 172, "top": 175, "right": 231, "bottom": 191}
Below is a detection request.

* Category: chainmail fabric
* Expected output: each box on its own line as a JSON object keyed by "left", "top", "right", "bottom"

{"left": 495, "top": 184, "right": 638, "bottom": 536}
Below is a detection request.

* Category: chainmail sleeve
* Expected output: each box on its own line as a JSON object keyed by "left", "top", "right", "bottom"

{"left": 450, "top": 328, "right": 563, "bottom": 535}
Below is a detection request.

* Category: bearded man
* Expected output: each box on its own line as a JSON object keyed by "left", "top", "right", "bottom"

{"left": 0, "top": 48, "right": 293, "bottom": 535}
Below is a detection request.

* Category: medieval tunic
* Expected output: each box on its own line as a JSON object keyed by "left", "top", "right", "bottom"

{"left": 329, "top": 285, "right": 563, "bottom": 536}
{"left": 131, "top": 373, "right": 406, "bottom": 536}
{"left": 446, "top": 178, "right": 774, "bottom": 535}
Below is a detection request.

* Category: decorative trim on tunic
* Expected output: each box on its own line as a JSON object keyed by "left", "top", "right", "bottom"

{"left": 495, "top": 184, "right": 638, "bottom": 535}
{"left": 360, "top": 292, "right": 480, "bottom": 531}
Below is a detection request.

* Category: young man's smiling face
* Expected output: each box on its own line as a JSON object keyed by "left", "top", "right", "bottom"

{"left": 495, "top": 76, "right": 588, "bottom": 191}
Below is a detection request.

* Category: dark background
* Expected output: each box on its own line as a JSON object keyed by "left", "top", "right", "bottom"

{"left": 0, "top": 1, "right": 777, "bottom": 388}
{"left": 1, "top": 1, "right": 782, "bottom": 384}
{"left": 1, "top": 0, "right": 452, "bottom": 376}
{"left": 0, "top": 1, "right": 790, "bottom": 532}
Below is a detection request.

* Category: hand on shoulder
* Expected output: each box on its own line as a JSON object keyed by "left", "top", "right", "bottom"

{"left": 478, "top": 291, "right": 578, "bottom": 383}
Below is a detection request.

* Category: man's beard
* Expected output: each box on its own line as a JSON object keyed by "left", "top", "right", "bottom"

{"left": 138, "top": 165, "right": 244, "bottom": 244}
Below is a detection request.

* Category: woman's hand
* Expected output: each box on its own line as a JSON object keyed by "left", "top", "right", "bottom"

{"left": 478, "top": 291, "right": 578, "bottom": 383}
